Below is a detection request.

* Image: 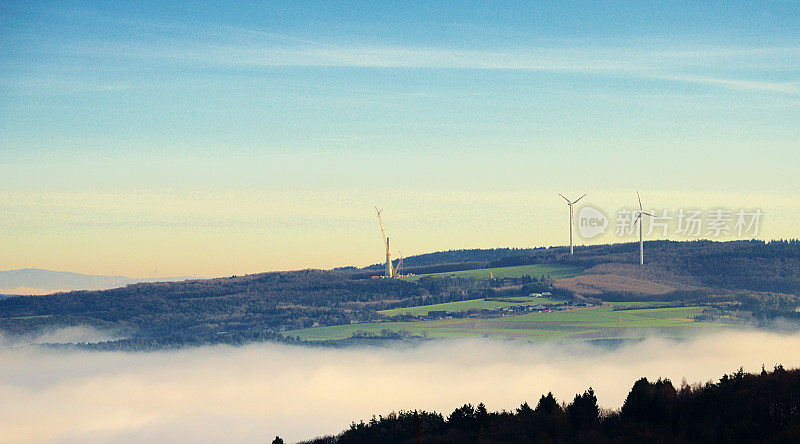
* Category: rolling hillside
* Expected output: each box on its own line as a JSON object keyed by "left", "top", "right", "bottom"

{"left": 0, "top": 240, "right": 798, "bottom": 349}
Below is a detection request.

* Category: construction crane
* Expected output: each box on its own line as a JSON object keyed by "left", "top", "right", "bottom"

{"left": 395, "top": 251, "right": 404, "bottom": 277}
{"left": 375, "top": 207, "right": 394, "bottom": 278}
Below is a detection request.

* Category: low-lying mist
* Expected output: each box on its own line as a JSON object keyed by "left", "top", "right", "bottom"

{"left": 0, "top": 326, "right": 122, "bottom": 347}
{"left": 2, "top": 330, "right": 800, "bottom": 443}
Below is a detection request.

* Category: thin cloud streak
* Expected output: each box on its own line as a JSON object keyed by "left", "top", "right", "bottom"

{"left": 44, "top": 39, "right": 800, "bottom": 96}
{"left": 15, "top": 8, "right": 799, "bottom": 97}
{"left": 657, "top": 73, "right": 800, "bottom": 95}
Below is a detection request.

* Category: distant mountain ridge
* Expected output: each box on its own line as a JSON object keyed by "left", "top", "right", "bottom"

{"left": 0, "top": 269, "right": 194, "bottom": 294}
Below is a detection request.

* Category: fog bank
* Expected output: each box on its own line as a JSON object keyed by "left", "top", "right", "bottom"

{"left": 0, "top": 326, "right": 121, "bottom": 347}
{"left": 2, "top": 331, "right": 800, "bottom": 443}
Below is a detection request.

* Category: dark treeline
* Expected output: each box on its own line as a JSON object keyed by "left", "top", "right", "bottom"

{"left": 363, "top": 248, "right": 545, "bottom": 270}
{"left": 352, "top": 262, "right": 490, "bottom": 279}
{"left": 64, "top": 329, "right": 303, "bottom": 351}
{"left": 599, "top": 289, "right": 714, "bottom": 303}
{"left": 298, "top": 365, "right": 800, "bottom": 443}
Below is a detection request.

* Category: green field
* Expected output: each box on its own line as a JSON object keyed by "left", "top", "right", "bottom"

{"left": 604, "top": 301, "right": 669, "bottom": 308}
{"left": 401, "top": 264, "right": 584, "bottom": 281}
{"left": 288, "top": 304, "right": 728, "bottom": 343}
{"left": 7, "top": 314, "right": 53, "bottom": 320}
{"left": 290, "top": 262, "right": 729, "bottom": 343}
{"left": 379, "top": 296, "right": 558, "bottom": 316}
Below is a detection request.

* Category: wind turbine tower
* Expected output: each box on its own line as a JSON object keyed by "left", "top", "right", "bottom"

{"left": 375, "top": 207, "right": 394, "bottom": 278}
{"left": 558, "top": 193, "right": 586, "bottom": 255}
{"left": 634, "top": 191, "right": 655, "bottom": 265}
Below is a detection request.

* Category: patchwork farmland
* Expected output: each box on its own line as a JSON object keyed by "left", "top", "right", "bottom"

{"left": 288, "top": 304, "right": 727, "bottom": 342}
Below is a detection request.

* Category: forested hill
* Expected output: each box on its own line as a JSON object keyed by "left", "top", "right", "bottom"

{"left": 390, "top": 239, "right": 800, "bottom": 272}
{"left": 0, "top": 270, "right": 424, "bottom": 343}
{"left": 296, "top": 365, "right": 800, "bottom": 443}
{"left": 1, "top": 240, "right": 799, "bottom": 349}
{"left": 375, "top": 240, "right": 800, "bottom": 296}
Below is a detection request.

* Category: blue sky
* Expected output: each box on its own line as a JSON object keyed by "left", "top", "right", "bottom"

{"left": 1, "top": 1, "right": 799, "bottom": 277}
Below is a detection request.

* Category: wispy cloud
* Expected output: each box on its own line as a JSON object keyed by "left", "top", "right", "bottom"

{"left": 16, "top": 8, "right": 800, "bottom": 97}
{"left": 213, "top": 24, "right": 338, "bottom": 49}
{"left": 657, "top": 73, "right": 800, "bottom": 95}
{"left": 38, "top": 33, "right": 799, "bottom": 97}
{"left": 61, "top": 41, "right": 643, "bottom": 73}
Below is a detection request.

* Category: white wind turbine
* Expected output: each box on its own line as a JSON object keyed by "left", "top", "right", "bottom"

{"left": 635, "top": 191, "right": 654, "bottom": 265}
{"left": 558, "top": 193, "right": 586, "bottom": 255}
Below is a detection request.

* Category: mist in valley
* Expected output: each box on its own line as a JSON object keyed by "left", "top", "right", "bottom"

{"left": 2, "top": 330, "right": 800, "bottom": 443}
{"left": 0, "top": 326, "right": 122, "bottom": 348}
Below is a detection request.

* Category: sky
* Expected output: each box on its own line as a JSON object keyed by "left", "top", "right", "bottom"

{"left": 1, "top": 1, "right": 799, "bottom": 277}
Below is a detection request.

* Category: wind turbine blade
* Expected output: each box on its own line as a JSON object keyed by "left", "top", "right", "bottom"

{"left": 558, "top": 193, "right": 571, "bottom": 203}
{"left": 642, "top": 212, "right": 654, "bottom": 217}
{"left": 637, "top": 191, "right": 642, "bottom": 211}
{"left": 572, "top": 194, "right": 586, "bottom": 205}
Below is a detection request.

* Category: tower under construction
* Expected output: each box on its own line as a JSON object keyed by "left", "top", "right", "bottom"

{"left": 375, "top": 207, "right": 394, "bottom": 278}
{"left": 384, "top": 237, "right": 393, "bottom": 277}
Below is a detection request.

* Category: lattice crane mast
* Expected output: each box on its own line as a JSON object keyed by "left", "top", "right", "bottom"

{"left": 375, "top": 207, "right": 394, "bottom": 277}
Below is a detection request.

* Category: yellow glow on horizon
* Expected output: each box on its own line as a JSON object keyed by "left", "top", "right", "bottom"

{"left": 2, "top": 189, "right": 796, "bottom": 277}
